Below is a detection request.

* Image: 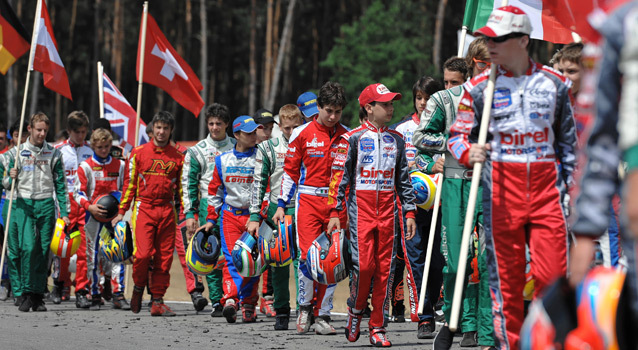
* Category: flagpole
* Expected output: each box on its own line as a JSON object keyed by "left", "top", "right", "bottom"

{"left": 458, "top": 26, "right": 468, "bottom": 57}
{"left": 134, "top": 1, "right": 149, "bottom": 148}
{"left": 0, "top": 0, "right": 43, "bottom": 285}
{"left": 449, "top": 0, "right": 508, "bottom": 334}
{"left": 97, "top": 62, "right": 105, "bottom": 119}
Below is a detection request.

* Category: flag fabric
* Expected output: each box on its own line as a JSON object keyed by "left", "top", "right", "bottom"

{"left": 463, "top": 0, "right": 574, "bottom": 44}
{"left": 136, "top": 13, "right": 204, "bottom": 117}
{"left": 29, "top": 0, "right": 72, "bottom": 100}
{"left": 543, "top": 0, "right": 631, "bottom": 43}
{"left": 0, "top": 0, "right": 30, "bottom": 74}
{"left": 102, "top": 72, "right": 149, "bottom": 151}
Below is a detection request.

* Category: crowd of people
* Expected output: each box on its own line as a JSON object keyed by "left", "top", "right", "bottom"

{"left": 0, "top": 5, "right": 636, "bottom": 350}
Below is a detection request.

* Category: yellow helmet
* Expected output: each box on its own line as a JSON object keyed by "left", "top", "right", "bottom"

{"left": 50, "top": 219, "right": 81, "bottom": 258}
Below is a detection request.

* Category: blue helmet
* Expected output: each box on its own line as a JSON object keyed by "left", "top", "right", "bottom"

{"left": 232, "top": 232, "right": 265, "bottom": 277}
{"left": 186, "top": 227, "right": 221, "bottom": 276}
{"left": 100, "top": 221, "right": 133, "bottom": 263}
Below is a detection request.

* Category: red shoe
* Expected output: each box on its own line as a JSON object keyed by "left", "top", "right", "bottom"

{"left": 130, "top": 286, "right": 143, "bottom": 314}
{"left": 345, "top": 308, "right": 363, "bottom": 342}
{"left": 259, "top": 296, "right": 276, "bottom": 317}
{"left": 370, "top": 327, "right": 392, "bottom": 347}
{"left": 242, "top": 304, "right": 257, "bottom": 323}
{"left": 150, "top": 299, "right": 176, "bottom": 317}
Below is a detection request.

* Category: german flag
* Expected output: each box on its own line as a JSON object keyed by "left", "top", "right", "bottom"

{"left": 0, "top": 0, "right": 30, "bottom": 74}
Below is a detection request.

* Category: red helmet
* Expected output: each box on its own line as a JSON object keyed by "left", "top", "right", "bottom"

{"left": 92, "top": 194, "right": 119, "bottom": 223}
{"left": 307, "top": 229, "right": 351, "bottom": 285}
{"left": 259, "top": 215, "right": 296, "bottom": 267}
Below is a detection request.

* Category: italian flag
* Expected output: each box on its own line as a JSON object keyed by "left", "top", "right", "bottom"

{"left": 463, "top": 0, "right": 575, "bottom": 44}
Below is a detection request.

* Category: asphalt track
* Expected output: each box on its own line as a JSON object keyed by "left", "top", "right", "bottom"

{"left": 0, "top": 252, "right": 468, "bottom": 349}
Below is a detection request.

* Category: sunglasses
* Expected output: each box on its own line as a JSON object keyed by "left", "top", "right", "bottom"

{"left": 486, "top": 33, "right": 526, "bottom": 43}
{"left": 473, "top": 58, "right": 491, "bottom": 70}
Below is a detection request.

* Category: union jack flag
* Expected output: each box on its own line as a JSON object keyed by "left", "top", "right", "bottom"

{"left": 102, "top": 72, "right": 148, "bottom": 151}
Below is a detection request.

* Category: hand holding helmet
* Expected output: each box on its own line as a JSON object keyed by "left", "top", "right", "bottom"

{"left": 90, "top": 194, "right": 120, "bottom": 223}
{"left": 307, "top": 228, "right": 351, "bottom": 285}
{"left": 50, "top": 218, "right": 81, "bottom": 258}
{"left": 259, "top": 215, "right": 296, "bottom": 267}
{"left": 186, "top": 226, "right": 221, "bottom": 276}
{"left": 232, "top": 232, "right": 265, "bottom": 277}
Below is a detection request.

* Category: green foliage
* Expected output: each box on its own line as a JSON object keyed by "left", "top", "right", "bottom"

{"left": 321, "top": 0, "right": 435, "bottom": 128}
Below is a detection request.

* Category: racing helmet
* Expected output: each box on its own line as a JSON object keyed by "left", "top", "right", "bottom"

{"left": 232, "top": 232, "right": 265, "bottom": 277}
{"left": 259, "top": 215, "right": 296, "bottom": 267}
{"left": 92, "top": 194, "right": 120, "bottom": 223}
{"left": 50, "top": 219, "right": 81, "bottom": 258}
{"left": 564, "top": 266, "right": 626, "bottom": 350}
{"left": 186, "top": 227, "right": 221, "bottom": 276}
{"left": 409, "top": 172, "right": 440, "bottom": 210}
{"left": 307, "top": 228, "right": 351, "bottom": 285}
{"left": 520, "top": 277, "right": 577, "bottom": 350}
{"left": 100, "top": 221, "right": 134, "bottom": 263}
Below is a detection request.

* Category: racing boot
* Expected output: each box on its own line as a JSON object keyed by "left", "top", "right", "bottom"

{"left": 345, "top": 308, "right": 363, "bottom": 342}
{"left": 112, "top": 293, "right": 131, "bottom": 310}
{"left": 13, "top": 295, "right": 24, "bottom": 307}
{"left": 314, "top": 315, "right": 337, "bottom": 335}
{"left": 242, "top": 304, "right": 257, "bottom": 323}
{"left": 0, "top": 284, "right": 8, "bottom": 301}
{"left": 90, "top": 294, "right": 102, "bottom": 311}
{"left": 260, "top": 296, "right": 276, "bottom": 317}
{"left": 31, "top": 294, "right": 47, "bottom": 312}
{"left": 75, "top": 291, "right": 91, "bottom": 309}
{"left": 296, "top": 305, "right": 313, "bottom": 334}
{"left": 130, "top": 285, "right": 144, "bottom": 314}
{"left": 274, "top": 308, "right": 290, "bottom": 330}
{"left": 391, "top": 304, "right": 405, "bottom": 323}
{"left": 222, "top": 299, "right": 237, "bottom": 323}
{"left": 190, "top": 291, "right": 208, "bottom": 312}
{"left": 370, "top": 327, "right": 392, "bottom": 347}
{"left": 210, "top": 302, "right": 223, "bottom": 317}
{"left": 18, "top": 293, "right": 32, "bottom": 312}
{"left": 417, "top": 320, "right": 436, "bottom": 339}
{"left": 150, "top": 298, "right": 176, "bottom": 317}
{"left": 49, "top": 281, "right": 63, "bottom": 304}
{"left": 433, "top": 325, "right": 454, "bottom": 350}
{"left": 102, "top": 277, "right": 112, "bottom": 301}
{"left": 61, "top": 286, "right": 70, "bottom": 301}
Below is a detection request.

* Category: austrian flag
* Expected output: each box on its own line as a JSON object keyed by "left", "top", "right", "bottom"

{"left": 29, "top": 0, "right": 72, "bottom": 100}
{"left": 136, "top": 13, "right": 204, "bottom": 116}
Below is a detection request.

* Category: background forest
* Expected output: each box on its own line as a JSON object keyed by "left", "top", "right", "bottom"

{"left": 0, "top": 0, "right": 559, "bottom": 140}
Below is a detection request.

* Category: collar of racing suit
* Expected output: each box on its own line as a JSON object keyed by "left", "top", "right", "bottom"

{"left": 410, "top": 112, "right": 420, "bottom": 125}
{"left": 92, "top": 153, "right": 111, "bottom": 164}
{"left": 363, "top": 120, "right": 388, "bottom": 133}
{"left": 66, "top": 138, "right": 88, "bottom": 148}
{"left": 25, "top": 138, "right": 46, "bottom": 153}
{"left": 496, "top": 57, "right": 539, "bottom": 77}
{"left": 232, "top": 146, "right": 256, "bottom": 158}
{"left": 206, "top": 134, "right": 232, "bottom": 149}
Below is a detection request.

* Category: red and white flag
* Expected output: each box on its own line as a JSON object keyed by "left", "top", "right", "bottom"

{"left": 136, "top": 13, "right": 204, "bottom": 117}
{"left": 29, "top": 0, "right": 72, "bottom": 100}
{"left": 102, "top": 72, "right": 149, "bottom": 151}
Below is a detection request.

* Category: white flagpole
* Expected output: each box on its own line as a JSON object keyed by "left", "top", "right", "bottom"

{"left": 449, "top": 0, "right": 509, "bottom": 334}
{"left": 0, "top": 0, "right": 43, "bottom": 284}
{"left": 134, "top": 1, "right": 149, "bottom": 148}
{"left": 458, "top": 26, "right": 469, "bottom": 58}
{"left": 97, "top": 62, "right": 105, "bottom": 119}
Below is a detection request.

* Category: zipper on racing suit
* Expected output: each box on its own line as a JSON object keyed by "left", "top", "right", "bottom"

{"left": 518, "top": 79, "right": 531, "bottom": 201}
{"left": 376, "top": 131, "right": 381, "bottom": 216}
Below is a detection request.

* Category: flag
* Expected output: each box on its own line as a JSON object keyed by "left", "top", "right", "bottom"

{"left": 0, "top": 0, "right": 29, "bottom": 74}
{"left": 136, "top": 13, "right": 204, "bottom": 117}
{"left": 463, "top": 0, "right": 574, "bottom": 44}
{"left": 543, "top": 0, "right": 631, "bottom": 43}
{"left": 102, "top": 72, "right": 149, "bottom": 151}
{"left": 29, "top": 0, "right": 72, "bottom": 100}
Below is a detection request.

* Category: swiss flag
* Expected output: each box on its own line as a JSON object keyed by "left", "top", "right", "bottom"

{"left": 136, "top": 13, "right": 204, "bottom": 117}
{"left": 29, "top": 0, "right": 72, "bottom": 100}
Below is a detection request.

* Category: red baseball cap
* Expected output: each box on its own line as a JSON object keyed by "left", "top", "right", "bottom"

{"left": 358, "top": 83, "right": 402, "bottom": 108}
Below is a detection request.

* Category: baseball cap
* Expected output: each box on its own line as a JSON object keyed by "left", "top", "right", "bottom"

{"left": 296, "top": 92, "right": 319, "bottom": 118}
{"left": 358, "top": 83, "right": 402, "bottom": 108}
{"left": 253, "top": 108, "right": 277, "bottom": 125}
{"left": 232, "top": 116, "right": 263, "bottom": 133}
{"left": 475, "top": 6, "right": 532, "bottom": 38}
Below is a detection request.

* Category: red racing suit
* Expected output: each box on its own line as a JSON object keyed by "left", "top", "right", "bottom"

{"left": 278, "top": 118, "right": 348, "bottom": 316}
{"left": 448, "top": 60, "right": 576, "bottom": 350}
{"left": 119, "top": 142, "right": 184, "bottom": 299}
{"left": 55, "top": 139, "right": 92, "bottom": 292}
{"left": 328, "top": 121, "right": 416, "bottom": 328}
{"left": 75, "top": 154, "right": 126, "bottom": 296}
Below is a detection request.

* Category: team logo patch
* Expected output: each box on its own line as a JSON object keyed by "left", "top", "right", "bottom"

{"left": 359, "top": 138, "right": 374, "bottom": 152}
{"left": 492, "top": 88, "right": 512, "bottom": 109}
{"left": 382, "top": 135, "right": 394, "bottom": 143}
{"left": 362, "top": 155, "right": 374, "bottom": 164}
{"left": 20, "top": 150, "right": 31, "bottom": 157}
